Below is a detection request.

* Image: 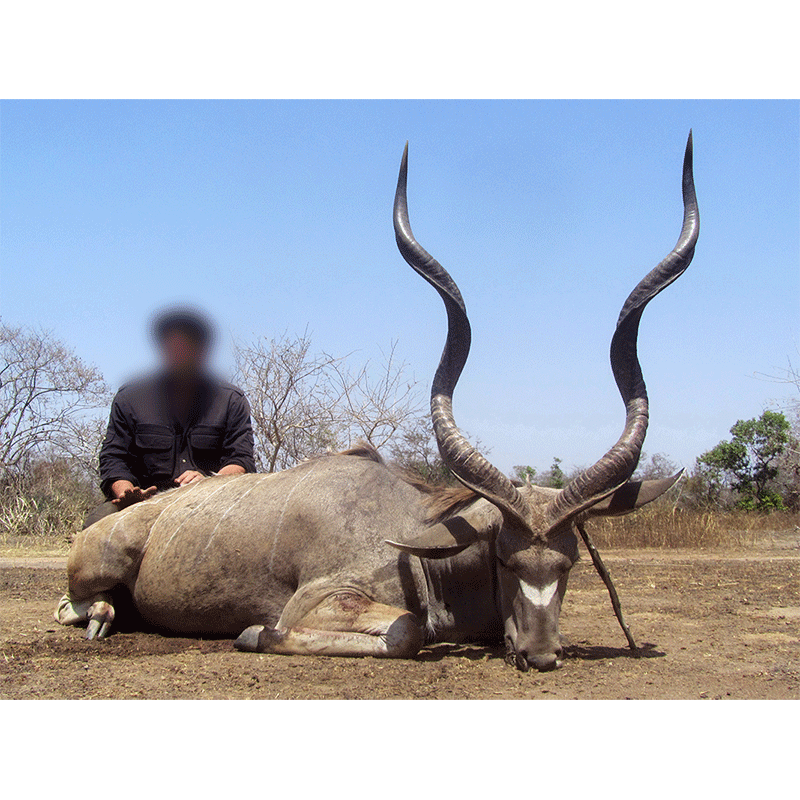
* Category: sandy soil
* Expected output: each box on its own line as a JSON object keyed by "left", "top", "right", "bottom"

{"left": 1, "top": 533, "right": 798, "bottom": 700}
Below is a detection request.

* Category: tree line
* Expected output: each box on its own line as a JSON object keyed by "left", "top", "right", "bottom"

{"left": 513, "top": 408, "right": 799, "bottom": 513}
{"left": 1, "top": 320, "right": 798, "bottom": 540}
{"left": 0, "top": 321, "right": 449, "bottom": 538}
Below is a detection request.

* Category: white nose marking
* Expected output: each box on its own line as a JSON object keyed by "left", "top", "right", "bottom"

{"left": 520, "top": 580, "right": 558, "bottom": 607}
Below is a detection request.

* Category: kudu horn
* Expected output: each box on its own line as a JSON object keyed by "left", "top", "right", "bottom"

{"left": 543, "top": 131, "right": 698, "bottom": 531}
{"left": 394, "top": 142, "right": 532, "bottom": 529}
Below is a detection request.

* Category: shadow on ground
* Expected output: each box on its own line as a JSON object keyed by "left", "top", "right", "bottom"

{"left": 564, "top": 641, "right": 665, "bottom": 662}
{"left": 416, "top": 643, "right": 503, "bottom": 662}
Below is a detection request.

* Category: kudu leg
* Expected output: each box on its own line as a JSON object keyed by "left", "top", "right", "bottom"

{"left": 56, "top": 565, "right": 122, "bottom": 640}
{"left": 56, "top": 512, "right": 147, "bottom": 639}
{"left": 235, "top": 591, "right": 424, "bottom": 659}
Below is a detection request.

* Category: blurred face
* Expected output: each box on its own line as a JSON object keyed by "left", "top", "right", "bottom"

{"left": 160, "top": 330, "right": 207, "bottom": 377}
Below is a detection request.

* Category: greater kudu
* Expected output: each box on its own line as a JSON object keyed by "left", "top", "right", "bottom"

{"left": 56, "top": 134, "right": 698, "bottom": 671}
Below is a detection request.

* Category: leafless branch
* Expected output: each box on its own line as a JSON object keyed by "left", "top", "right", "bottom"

{"left": 0, "top": 321, "right": 111, "bottom": 481}
{"left": 232, "top": 331, "right": 429, "bottom": 473}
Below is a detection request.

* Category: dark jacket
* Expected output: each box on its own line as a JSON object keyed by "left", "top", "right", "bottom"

{"left": 99, "top": 372, "right": 256, "bottom": 498}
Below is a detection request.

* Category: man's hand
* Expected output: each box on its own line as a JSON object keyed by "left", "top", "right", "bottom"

{"left": 175, "top": 470, "right": 206, "bottom": 486}
{"left": 111, "top": 481, "right": 158, "bottom": 509}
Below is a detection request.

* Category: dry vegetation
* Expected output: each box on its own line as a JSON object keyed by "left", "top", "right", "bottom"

{"left": 588, "top": 502, "right": 799, "bottom": 549}
{"left": 2, "top": 323, "right": 798, "bottom": 556}
{"left": 0, "top": 460, "right": 100, "bottom": 554}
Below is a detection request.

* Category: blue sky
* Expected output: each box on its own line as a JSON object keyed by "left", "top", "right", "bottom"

{"left": 1, "top": 100, "right": 798, "bottom": 474}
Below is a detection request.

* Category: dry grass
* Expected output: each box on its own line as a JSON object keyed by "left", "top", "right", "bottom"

{"left": 0, "top": 490, "right": 88, "bottom": 549}
{"left": 0, "top": 462, "right": 100, "bottom": 553}
{"left": 587, "top": 503, "right": 800, "bottom": 549}
{"left": 0, "top": 541, "right": 70, "bottom": 558}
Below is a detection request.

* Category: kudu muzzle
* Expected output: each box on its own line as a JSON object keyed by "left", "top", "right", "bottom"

{"left": 502, "top": 576, "right": 566, "bottom": 671}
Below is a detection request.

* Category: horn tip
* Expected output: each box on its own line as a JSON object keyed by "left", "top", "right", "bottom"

{"left": 398, "top": 142, "right": 409, "bottom": 180}
{"left": 682, "top": 132, "right": 695, "bottom": 182}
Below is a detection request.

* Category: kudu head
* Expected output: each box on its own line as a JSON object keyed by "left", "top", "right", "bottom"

{"left": 388, "top": 135, "right": 699, "bottom": 671}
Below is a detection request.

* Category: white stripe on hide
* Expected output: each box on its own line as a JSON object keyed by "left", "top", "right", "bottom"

{"left": 269, "top": 462, "right": 319, "bottom": 571}
{"left": 160, "top": 481, "right": 241, "bottom": 553}
{"left": 100, "top": 506, "right": 137, "bottom": 575}
{"left": 201, "top": 474, "right": 272, "bottom": 554}
{"left": 143, "top": 483, "right": 204, "bottom": 550}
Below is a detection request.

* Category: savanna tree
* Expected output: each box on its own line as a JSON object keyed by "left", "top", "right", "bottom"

{"left": 696, "top": 410, "right": 794, "bottom": 510}
{"left": 633, "top": 452, "right": 680, "bottom": 481}
{"left": 757, "top": 352, "right": 800, "bottom": 509}
{"left": 512, "top": 457, "right": 567, "bottom": 488}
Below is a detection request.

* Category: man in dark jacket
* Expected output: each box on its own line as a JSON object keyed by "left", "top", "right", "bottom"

{"left": 85, "top": 308, "right": 256, "bottom": 528}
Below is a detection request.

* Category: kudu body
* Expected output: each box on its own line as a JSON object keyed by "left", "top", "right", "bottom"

{"left": 56, "top": 135, "right": 698, "bottom": 670}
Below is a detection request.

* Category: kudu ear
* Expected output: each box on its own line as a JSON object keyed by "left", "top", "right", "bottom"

{"left": 386, "top": 516, "right": 488, "bottom": 560}
{"left": 584, "top": 471, "right": 684, "bottom": 517}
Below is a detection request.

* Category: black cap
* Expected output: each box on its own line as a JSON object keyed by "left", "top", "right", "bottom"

{"left": 152, "top": 307, "right": 215, "bottom": 348}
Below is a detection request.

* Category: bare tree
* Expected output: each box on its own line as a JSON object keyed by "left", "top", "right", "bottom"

{"left": 756, "top": 348, "right": 800, "bottom": 412}
{"left": 325, "top": 341, "right": 423, "bottom": 450}
{"left": 0, "top": 322, "right": 111, "bottom": 480}
{"left": 633, "top": 452, "right": 680, "bottom": 481}
{"left": 55, "top": 414, "right": 110, "bottom": 484}
{"left": 389, "top": 418, "right": 456, "bottom": 485}
{"left": 232, "top": 331, "right": 429, "bottom": 473}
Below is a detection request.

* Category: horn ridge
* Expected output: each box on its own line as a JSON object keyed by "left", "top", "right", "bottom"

{"left": 394, "top": 143, "right": 531, "bottom": 528}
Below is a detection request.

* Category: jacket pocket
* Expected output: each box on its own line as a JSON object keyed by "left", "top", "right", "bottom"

{"left": 134, "top": 424, "right": 174, "bottom": 481}
{"left": 189, "top": 425, "right": 225, "bottom": 451}
{"left": 135, "top": 424, "right": 174, "bottom": 451}
{"left": 189, "top": 425, "right": 225, "bottom": 474}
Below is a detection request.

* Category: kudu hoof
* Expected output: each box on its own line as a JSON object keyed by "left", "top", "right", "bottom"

{"left": 85, "top": 601, "right": 115, "bottom": 640}
{"left": 234, "top": 625, "right": 286, "bottom": 653}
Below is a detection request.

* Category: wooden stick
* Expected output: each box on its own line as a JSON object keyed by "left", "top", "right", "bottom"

{"left": 576, "top": 521, "right": 639, "bottom": 654}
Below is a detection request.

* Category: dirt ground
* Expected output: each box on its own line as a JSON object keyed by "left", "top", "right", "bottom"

{"left": 1, "top": 531, "right": 798, "bottom": 700}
